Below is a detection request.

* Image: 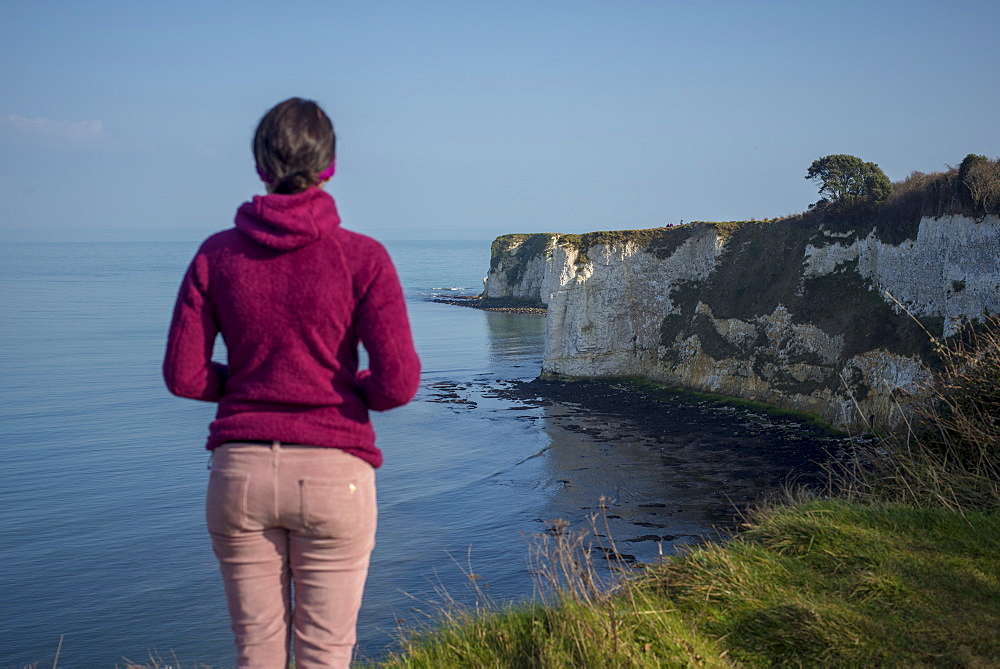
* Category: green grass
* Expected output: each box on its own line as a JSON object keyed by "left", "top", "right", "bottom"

{"left": 378, "top": 315, "right": 1000, "bottom": 667}
{"left": 377, "top": 500, "right": 1000, "bottom": 667}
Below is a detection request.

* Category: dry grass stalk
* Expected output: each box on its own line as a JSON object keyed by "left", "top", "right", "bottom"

{"left": 840, "top": 304, "right": 1000, "bottom": 512}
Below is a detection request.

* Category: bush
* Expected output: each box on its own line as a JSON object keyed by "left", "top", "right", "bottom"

{"left": 959, "top": 154, "right": 1000, "bottom": 215}
{"left": 919, "top": 316, "right": 1000, "bottom": 473}
{"left": 846, "top": 313, "right": 1000, "bottom": 512}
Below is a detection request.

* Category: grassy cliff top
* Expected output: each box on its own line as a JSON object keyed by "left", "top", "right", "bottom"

{"left": 491, "top": 221, "right": 773, "bottom": 265}
{"left": 491, "top": 157, "right": 999, "bottom": 259}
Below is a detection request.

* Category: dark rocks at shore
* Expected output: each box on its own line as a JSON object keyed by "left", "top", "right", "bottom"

{"left": 507, "top": 377, "right": 846, "bottom": 447}
{"left": 430, "top": 294, "right": 546, "bottom": 315}
{"left": 488, "top": 377, "right": 854, "bottom": 517}
{"left": 425, "top": 373, "right": 856, "bottom": 562}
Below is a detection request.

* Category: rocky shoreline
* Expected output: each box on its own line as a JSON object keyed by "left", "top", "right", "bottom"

{"left": 430, "top": 294, "right": 546, "bottom": 315}
{"left": 424, "top": 372, "right": 851, "bottom": 562}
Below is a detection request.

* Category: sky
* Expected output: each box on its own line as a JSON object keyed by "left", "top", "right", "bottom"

{"left": 2, "top": 0, "right": 998, "bottom": 242}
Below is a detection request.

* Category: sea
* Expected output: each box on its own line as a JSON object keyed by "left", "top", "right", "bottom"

{"left": 0, "top": 239, "right": 840, "bottom": 667}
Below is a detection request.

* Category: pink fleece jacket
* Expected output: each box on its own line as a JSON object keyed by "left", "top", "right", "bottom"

{"left": 163, "top": 187, "right": 420, "bottom": 467}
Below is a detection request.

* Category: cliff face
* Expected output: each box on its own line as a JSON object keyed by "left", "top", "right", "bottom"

{"left": 484, "top": 215, "right": 1000, "bottom": 431}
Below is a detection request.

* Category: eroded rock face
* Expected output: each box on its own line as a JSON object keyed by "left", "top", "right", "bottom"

{"left": 803, "top": 215, "right": 1000, "bottom": 335}
{"left": 485, "top": 216, "right": 1000, "bottom": 431}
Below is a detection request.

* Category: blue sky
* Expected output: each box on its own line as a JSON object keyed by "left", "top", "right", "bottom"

{"left": 2, "top": 0, "right": 998, "bottom": 242}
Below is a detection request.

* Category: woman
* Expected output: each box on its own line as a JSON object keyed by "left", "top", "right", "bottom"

{"left": 164, "top": 98, "right": 420, "bottom": 668}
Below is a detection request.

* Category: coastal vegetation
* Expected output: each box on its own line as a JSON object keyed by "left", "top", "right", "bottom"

{"left": 959, "top": 153, "right": 1000, "bottom": 216}
{"left": 378, "top": 502, "right": 999, "bottom": 667}
{"left": 797, "top": 154, "right": 1000, "bottom": 246}
{"left": 378, "top": 313, "right": 1000, "bottom": 667}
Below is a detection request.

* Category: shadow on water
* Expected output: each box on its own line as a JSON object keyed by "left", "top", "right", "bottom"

{"left": 502, "top": 378, "right": 845, "bottom": 564}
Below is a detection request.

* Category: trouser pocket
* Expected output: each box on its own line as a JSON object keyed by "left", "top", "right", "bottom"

{"left": 206, "top": 471, "right": 250, "bottom": 536}
{"left": 299, "top": 475, "right": 376, "bottom": 539}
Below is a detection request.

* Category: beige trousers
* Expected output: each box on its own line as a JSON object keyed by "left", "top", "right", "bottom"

{"left": 206, "top": 441, "right": 377, "bottom": 668}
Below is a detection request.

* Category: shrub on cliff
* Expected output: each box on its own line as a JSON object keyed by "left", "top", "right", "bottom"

{"left": 843, "top": 313, "right": 1000, "bottom": 512}
{"left": 959, "top": 153, "right": 1000, "bottom": 215}
{"left": 798, "top": 153, "right": 998, "bottom": 244}
{"left": 906, "top": 315, "right": 1000, "bottom": 508}
{"left": 806, "top": 154, "right": 892, "bottom": 207}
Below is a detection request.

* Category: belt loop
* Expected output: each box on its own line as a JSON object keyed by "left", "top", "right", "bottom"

{"left": 272, "top": 440, "right": 281, "bottom": 450}
{"left": 207, "top": 451, "right": 214, "bottom": 471}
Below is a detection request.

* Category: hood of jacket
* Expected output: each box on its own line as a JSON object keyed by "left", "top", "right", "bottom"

{"left": 234, "top": 187, "right": 341, "bottom": 251}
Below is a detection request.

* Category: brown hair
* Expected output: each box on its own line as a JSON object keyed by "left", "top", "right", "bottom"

{"left": 253, "top": 98, "right": 336, "bottom": 195}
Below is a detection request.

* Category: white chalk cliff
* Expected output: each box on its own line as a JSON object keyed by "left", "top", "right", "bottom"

{"left": 484, "top": 216, "right": 1000, "bottom": 431}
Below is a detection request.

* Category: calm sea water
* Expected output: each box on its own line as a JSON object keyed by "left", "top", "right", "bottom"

{"left": 0, "top": 239, "right": 546, "bottom": 667}
{"left": 0, "top": 239, "right": 836, "bottom": 667}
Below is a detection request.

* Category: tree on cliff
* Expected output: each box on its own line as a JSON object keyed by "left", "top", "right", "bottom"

{"left": 806, "top": 154, "right": 892, "bottom": 206}
{"left": 959, "top": 153, "right": 1000, "bottom": 215}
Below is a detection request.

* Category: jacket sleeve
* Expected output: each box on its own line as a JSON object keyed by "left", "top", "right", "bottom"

{"left": 355, "top": 246, "right": 421, "bottom": 411}
{"left": 163, "top": 251, "right": 228, "bottom": 402}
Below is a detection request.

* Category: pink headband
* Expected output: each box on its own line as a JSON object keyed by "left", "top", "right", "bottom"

{"left": 256, "top": 159, "right": 336, "bottom": 185}
{"left": 316, "top": 160, "right": 336, "bottom": 181}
